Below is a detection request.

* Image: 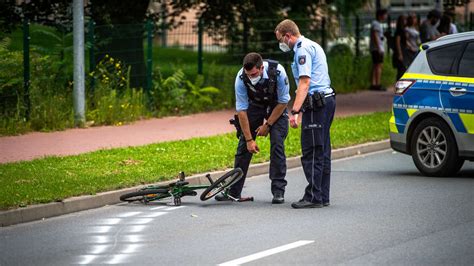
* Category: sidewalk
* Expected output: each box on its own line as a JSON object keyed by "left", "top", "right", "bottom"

{"left": 0, "top": 90, "right": 393, "bottom": 164}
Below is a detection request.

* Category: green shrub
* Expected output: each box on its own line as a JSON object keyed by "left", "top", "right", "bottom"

{"left": 87, "top": 56, "right": 148, "bottom": 126}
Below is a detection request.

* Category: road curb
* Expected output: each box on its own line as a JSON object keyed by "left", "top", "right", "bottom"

{"left": 0, "top": 139, "right": 390, "bottom": 227}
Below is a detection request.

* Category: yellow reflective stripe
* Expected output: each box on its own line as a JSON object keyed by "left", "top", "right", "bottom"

{"left": 401, "top": 73, "right": 474, "bottom": 84}
{"left": 389, "top": 109, "right": 398, "bottom": 133}
{"left": 406, "top": 108, "right": 417, "bottom": 117}
{"left": 459, "top": 113, "right": 474, "bottom": 134}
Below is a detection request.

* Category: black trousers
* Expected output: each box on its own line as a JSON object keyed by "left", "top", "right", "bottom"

{"left": 300, "top": 95, "right": 336, "bottom": 204}
{"left": 229, "top": 104, "right": 289, "bottom": 197}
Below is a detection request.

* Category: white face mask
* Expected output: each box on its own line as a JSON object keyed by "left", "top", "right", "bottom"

{"left": 278, "top": 37, "right": 291, "bottom": 53}
{"left": 249, "top": 75, "right": 261, "bottom": 85}
{"left": 279, "top": 42, "right": 291, "bottom": 52}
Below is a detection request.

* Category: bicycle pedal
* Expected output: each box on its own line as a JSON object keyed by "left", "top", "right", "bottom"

{"left": 238, "top": 196, "right": 254, "bottom": 202}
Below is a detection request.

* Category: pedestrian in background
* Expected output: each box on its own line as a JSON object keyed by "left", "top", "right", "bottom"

{"left": 393, "top": 15, "right": 407, "bottom": 80}
{"left": 404, "top": 14, "right": 421, "bottom": 68}
{"left": 420, "top": 9, "right": 442, "bottom": 43}
{"left": 274, "top": 19, "right": 336, "bottom": 209}
{"left": 437, "top": 14, "right": 452, "bottom": 36}
{"left": 370, "top": 9, "right": 388, "bottom": 91}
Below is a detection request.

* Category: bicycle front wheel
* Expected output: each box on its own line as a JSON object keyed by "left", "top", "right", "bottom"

{"left": 120, "top": 188, "right": 170, "bottom": 202}
{"left": 200, "top": 168, "right": 243, "bottom": 201}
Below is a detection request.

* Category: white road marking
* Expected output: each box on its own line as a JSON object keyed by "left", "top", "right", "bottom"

{"left": 140, "top": 212, "right": 166, "bottom": 218}
{"left": 149, "top": 206, "right": 166, "bottom": 210}
{"left": 124, "top": 225, "right": 147, "bottom": 233}
{"left": 218, "top": 240, "right": 314, "bottom": 266}
{"left": 89, "top": 244, "right": 110, "bottom": 254}
{"left": 122, "top": 234, "right": 144, "bottom": 243}
{"left": 88, "top": 226, "right": 113, "bottom": 234}
{"left": 90, "top": 235, "right": 110, "bottom": 244}
{"left": 96, "top": 218, "right": 121, "bottom": 225}
{"left": 121, "top": 244, "right": 142, "bottom": 254}
{"left": 105, "top": 254, "right": 129, "bottom": 264}
{"left": 163, "top": 206, "right": 186, "bottom": 211}
{"left": 127, "top": 218, "right": 154, "bottom": 224}
{"left": 77, "top": 255, "right": 97, "bottom": 264}
{"left": 116, "top": 211, "right": 142, "bottom": 218}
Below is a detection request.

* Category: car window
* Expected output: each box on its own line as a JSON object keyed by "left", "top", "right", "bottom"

{"left": 458, "top": 42, "right": 474, "bottom": 77}
{"left": 427, "top": 43, "right": 464, "bottom": 75}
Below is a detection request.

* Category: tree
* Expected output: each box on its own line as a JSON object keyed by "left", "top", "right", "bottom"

{"left": 167, "top": 0, "right": 370, "bottom": 58}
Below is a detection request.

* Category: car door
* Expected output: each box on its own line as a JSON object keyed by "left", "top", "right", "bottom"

{"left": 430, "top": 42, "right": 474, "bottom": 134}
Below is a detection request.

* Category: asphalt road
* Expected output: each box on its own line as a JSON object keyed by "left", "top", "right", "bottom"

{"left": 1, "top": 150, "right": 473, "bottom": 265}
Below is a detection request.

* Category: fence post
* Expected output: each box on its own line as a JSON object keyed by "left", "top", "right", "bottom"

{"left": 161, "top": 2, "right": 167, "bottom": 48}
{"left": 23, "top": 18, "right": 30, "bottom": 120}
{"left": 355, "top": 15, "right": 360, "bottom": 58}
{"left": 321, "top": 17, "right": 327, "bottom": 51}
{"left": 197, "top": 18, "right": 203, "bottom": 75}
{"left": 88, "top": 19, "right": 95, "bottom": 92}
{"left": 146, "top": 19, "right": 153, "bottom": 93}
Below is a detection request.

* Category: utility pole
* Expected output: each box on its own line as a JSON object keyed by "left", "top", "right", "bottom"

{"left": 73, "top": 0, "right": 85, "bottom": 127}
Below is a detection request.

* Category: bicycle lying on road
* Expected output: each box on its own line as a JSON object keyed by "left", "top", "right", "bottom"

{"left": 120, "top": 168, "right": 253, "bottom": 206}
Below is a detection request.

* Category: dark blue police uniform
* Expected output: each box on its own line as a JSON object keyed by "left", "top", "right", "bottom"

{"left": 292, "top": 36, "right": 336, "bottom": 205}
{"left": 230, "top": 60, "right": 291, "bottom": 198}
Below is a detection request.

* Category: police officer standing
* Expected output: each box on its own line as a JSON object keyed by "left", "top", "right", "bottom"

{"left": 274, "top": 19, "right": 336, "bottom": 209}
{"left": 216, "top": 52, "right": 290, "bottom": 204}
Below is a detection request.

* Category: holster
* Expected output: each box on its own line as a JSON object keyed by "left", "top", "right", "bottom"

{"left": 229, "top": 114, "right": 242, "bottom": 139}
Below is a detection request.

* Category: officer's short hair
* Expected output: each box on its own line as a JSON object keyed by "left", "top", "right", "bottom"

{"left": 243, "top": 52, "right": 263, "bottom": 71}
{"left": 274, "top": 19, "right": 300, "bottom": 37}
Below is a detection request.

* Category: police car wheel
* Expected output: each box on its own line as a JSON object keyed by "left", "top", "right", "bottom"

{"left": 411, "top": 117, "right": 464, "bottom": 177}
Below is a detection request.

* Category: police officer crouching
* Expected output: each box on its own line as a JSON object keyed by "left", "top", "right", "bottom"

{"left": 217, "top": 52, "right": 290, "bottom": 204}
{"left": 275, "top": 19, "right": 336, "bottom": 209}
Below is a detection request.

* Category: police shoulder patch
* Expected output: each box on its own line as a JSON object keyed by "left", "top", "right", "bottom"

{"left": 284, "top": 77, "right": 288, "bottom": 85}
{"left": 298, "top": 55, "right": 306, "bottom": 65}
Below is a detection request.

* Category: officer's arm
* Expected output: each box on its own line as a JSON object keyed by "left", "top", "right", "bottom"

{"left": 267, "top": 103, "right": 287, "bottom": 126}
{"left": 292, "top": 76, "right": 310, "bottom": 112}
{"left": 238, "top": 111, "right": 253, "bottom": 141}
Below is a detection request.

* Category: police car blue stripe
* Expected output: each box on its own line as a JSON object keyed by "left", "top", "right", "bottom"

{"left": 446, "top": 113, "right": 467, "bottom": 133}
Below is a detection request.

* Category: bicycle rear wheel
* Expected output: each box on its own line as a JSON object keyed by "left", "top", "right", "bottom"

{"left": 200, "top": 168, "right": 243, "bottom": 201}
{"left": 120, "top": 188, "right": 170, "bottom": 202}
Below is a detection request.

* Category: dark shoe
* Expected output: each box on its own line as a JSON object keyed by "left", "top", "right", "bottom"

{"left": 214, "top": 194, "right": 233, "bottom": 201}
{"left": 323, "top": 202, "right": 330, "bottom": 207}
{"left": 291, "top": 200, "right": 322, "bottom": 209}
{"left": 272, "top": 192, "right": 284, "bottom": 204}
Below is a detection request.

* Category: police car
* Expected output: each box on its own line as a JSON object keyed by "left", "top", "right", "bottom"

{"left": 390, "top": 32, "right": 474, "bottom": 176}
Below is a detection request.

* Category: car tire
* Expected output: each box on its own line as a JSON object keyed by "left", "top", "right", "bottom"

{"left": 411, "top": 117, "right": 464, "bottom": 177}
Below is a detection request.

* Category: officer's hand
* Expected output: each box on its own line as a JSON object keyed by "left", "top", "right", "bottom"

{"left": 246, "top": 140, "right": 260, "bottom": 154}
{"left": 255, "top": 124, "right": 270, "bottom": 137}
{"left": 290, "top": 114, "right": 299, "bottom": 128}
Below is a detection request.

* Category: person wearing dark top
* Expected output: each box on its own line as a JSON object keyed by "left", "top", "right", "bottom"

{"left": 392, "top": 15, "right": 407, "bottom": 80}
{"left": 437, "top": 15, "right": 452, "bottom": 36}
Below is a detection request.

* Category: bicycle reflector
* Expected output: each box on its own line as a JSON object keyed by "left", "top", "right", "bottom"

{"left": 395, "top": 80, "right": 415, "bottom": 95}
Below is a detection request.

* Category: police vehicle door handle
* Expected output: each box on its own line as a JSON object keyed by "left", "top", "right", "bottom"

{"left": 449, "top": 87, "right": 466, "bottom": 97}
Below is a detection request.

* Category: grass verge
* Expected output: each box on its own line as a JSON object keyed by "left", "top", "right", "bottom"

{"left": 0, "top": 112, "right": 390, "bottom": 210}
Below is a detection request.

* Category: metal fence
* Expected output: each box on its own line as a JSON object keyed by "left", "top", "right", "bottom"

{"left": 3, "top": 12, "right": 474, "bottom": 121}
